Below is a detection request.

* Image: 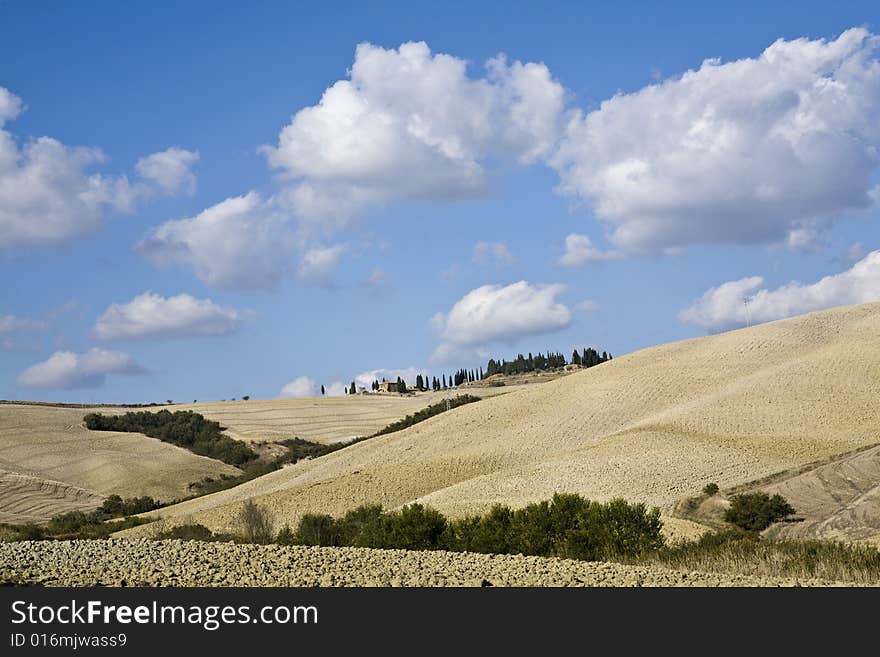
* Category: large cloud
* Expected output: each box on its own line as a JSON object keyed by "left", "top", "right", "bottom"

{"left": 92, "top": 292, "right": 242, "bottom": 341}
{"left": 551, "top": 28, "right": 880, "bottom": 252}
{"left": 16, "top": 348, "right": 145, "bottom": 390}
{"left": 0, "top": 88, "right": 198, "bottom": 249}
{"left": 432, "top": 281, "right": 571, "bottom": 362}
{"left": 680, "top": 250, "right": 880, "bottom": 331}
{"left": 263, "top": 41, "right": 565, "bottom": 227}
{"left": 137, "top": 192, "right": 296, "bottom": 289}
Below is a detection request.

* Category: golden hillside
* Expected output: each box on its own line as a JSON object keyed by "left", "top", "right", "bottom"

{"left": 0, "top": 404, "right": 239, "bottom": 523}
{"left": 129, "top": 303, "right": 880, "bottom": 540}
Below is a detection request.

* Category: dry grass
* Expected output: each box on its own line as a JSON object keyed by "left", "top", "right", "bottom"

{"left": 633, "top": 531, "right": 880, "bottom": 585}
{"left": 0, "top": 404, "right": 239, "bottom": 522}
{"left": 124, "top": 303, "right": 880, "bottom": 543}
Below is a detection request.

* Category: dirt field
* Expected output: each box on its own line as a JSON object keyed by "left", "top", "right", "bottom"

{"left": 162, "top": 387, "right": 515, "bottom": 445}
{"left": 0, "top": 404, "right": 239, "bottom": 522}
{"left": 0, "top": 539, "right": 849, "bottom": 587}
{"left": 758, "top": 444, "right": 880, "bottom": 543}
{"left": 122, "top": 303, "right": 880, "bottom": 543}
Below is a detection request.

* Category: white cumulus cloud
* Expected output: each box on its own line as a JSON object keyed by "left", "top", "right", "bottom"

{"left": 558, "top": 233, "right": 620, "bottom": 266}
{"left": 680, "top": 250, "right": 880, "bottom": 331}
{"left": 263, "top": 41, "right": 565, "bottom": 228}
{"left": 279, "top": 375, "right": 319, "bottom": 398}
{"left": 296, "top": 244, "right": 347, "bottom": 285}
{"left": 137, "top": 192, "right": 296, "bottom": 290}
{"left": 0, "top": 87, "right": 198, "bottom": 249}
{"left": 92, "top": 292, "right": 242, "bottom": 341}
{"left": 432, "top": 280, "right": 571, "bottom": 362}
{"left": 551, "top": 28, "right": 880, "bottom": 252}
{"left": 472, "top": 241, "right": 514, "bottom": 265}
{"left": 16, "top": 348, "right": 145, "bottom": 390}
{"left": 135, "top": 147, "right": 199, "bottom": 195}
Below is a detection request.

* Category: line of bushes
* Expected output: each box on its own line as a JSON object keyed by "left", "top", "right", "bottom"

{"left": 1, "top": 495, "right": 159, "bottom": 541}
{"left": 277, "top": 494, "right": 664, "bottom": 561}
{"left": 186, "top": 395, "right": 483, "bottom": 495}
{"left": 371, "top": 394, "right": 481, "bottom": 438}
{"left": 85, "top": 410, "right": 257, "bottom": 466}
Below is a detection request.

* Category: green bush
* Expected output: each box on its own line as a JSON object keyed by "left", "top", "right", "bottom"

{"left": 337, "top": 504, "right": 384, "bottom": 546}
{"left": 724, "top": 492, "right": 795, "bottom": 531}
{"left": 283, "top": 494, "right": 664, "bottom": 562}
{"left": 369, "top": 504, "right": 448, "bottom": 550}
{"left": 97, "top": 494, "right": 159, "bottom": 517}
{"left": 276, "top": 524, "right": 295, "bottom": 545}
{"left": 1, "top": 522, "right": 47, "bottom": 541}
{"left": 292, "top": 513, "right": 340, "bottom": 547}
{"left": 702, "top": 482, "right": 719, "bottom": 496}
{"left": 84, "top": 410, "right": 257, "bottom": 465}
{"left": 371, "top": 395, "right": 481, "bottom": 438}
{"left": 154, "top": 523, "right": 218, "bottom": 541}
{"left": 447, "top": 505, "right": 515, "bottom": 554}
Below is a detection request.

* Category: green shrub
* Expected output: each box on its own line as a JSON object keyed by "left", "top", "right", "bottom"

{"left": 447, "top": 505, "right": 514, "bottom": 554}
{"left": 281, "top": 494, "right": 664, "bottom": 562}
{"left": 724, "top": 492, "right": 795, "bottom": 531}
{"left": 97, "top": 494, "right": 159, "bottom": 517}
{"left": 371, "top": 395, "right": 481, "bottom": 438}
{"left": 154, "top": 523, "right": 217, "bottom": 541}
{"left": 47, "top": 511, "right": 92, "bottom": 534}
{"left": 369, "top": 504, "right": 448, "bottom": 550}
{"left": 3, "top": 523, "right": 47, "bottom": 541}
{"left": 337, "top": 504, "right": 384, "bottom": 546}
{"left": 84, "top": 410, "right": 257, "bottom": 465}
{"left": 702, "top": 482, "right": 719, "bottom": 496}
{"left": 293, "top": 513, "right": 340, "bottom": 547}
{"left": 276, "top": 524, "right": 295, "bottom": 545}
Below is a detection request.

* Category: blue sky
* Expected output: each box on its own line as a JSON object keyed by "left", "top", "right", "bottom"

{"left": 2, "top": 1, "right": 880, "bottom": 403}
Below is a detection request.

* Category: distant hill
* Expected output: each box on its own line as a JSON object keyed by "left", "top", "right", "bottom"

{"left": 126, "top": 302, "right": 880, "bottom": 544}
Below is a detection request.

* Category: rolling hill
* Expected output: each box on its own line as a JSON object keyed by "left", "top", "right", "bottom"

{"left": 127, "top": 303, "right": 880, "bottom": 543}
{"left": 0, "top": 403, "right": 239, "bottom": 523}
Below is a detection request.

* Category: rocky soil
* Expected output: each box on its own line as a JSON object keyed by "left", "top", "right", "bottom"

{"left": 0, "top": 540, "right": 844, "bottom": 587}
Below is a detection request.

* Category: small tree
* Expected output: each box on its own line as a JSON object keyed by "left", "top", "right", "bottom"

{"left": 349, "top": 381, "right": 356, "bottom": 395}
{"left": 243, "top": 395, "right": 250, "bottom": 401}
{"left": 238, "top": 500, "right": 274, "bottom": 544}
{"left": 321, "top": 385, "right": 325, "bottom": 395}
{"left": 703, "top": 482, "right": 719, "bottom": 496}
{"left": 724, "top": 492, "right": 794, "bottom": 531}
